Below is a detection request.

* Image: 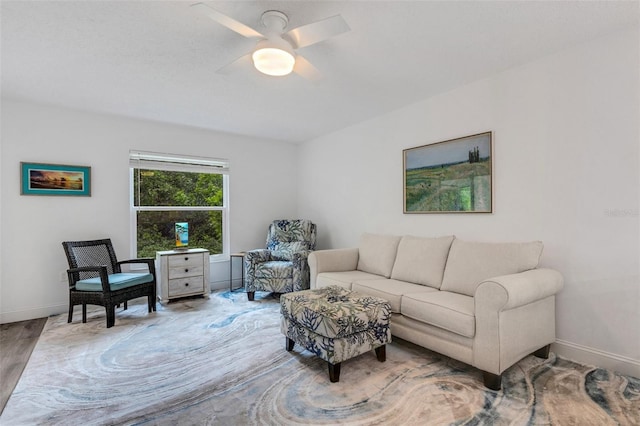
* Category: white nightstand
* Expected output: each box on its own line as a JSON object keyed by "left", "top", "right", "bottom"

{"left": 156, "top": 248, "right": 210, "bottom": 304}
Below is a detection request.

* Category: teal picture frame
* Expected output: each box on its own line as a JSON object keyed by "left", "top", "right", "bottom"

{"left": 20, "top": 162, "right": 91, "bottom": 196}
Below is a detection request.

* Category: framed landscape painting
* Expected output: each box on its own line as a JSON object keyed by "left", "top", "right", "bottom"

{"left": 403, "top": 132, "right": 492, "bottom": 213}
{"left": 21, "top": 162, "right": 91, "bottom": 196}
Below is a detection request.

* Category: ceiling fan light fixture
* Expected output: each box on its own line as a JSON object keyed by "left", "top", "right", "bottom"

{"left": 252, "top": 38, "right": 296, "bottom": 76}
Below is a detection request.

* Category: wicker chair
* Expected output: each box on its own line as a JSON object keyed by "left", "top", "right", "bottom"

{"left": 62, "top": 239, "right": 157, "bottom": 328}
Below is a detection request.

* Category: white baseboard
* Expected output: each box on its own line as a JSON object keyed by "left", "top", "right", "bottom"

{"left": 552, "top": 339, "right": 640, "bottom": 379}
{"left": 210, "top": 279, "right": 237, "bottom": 291}
{"left": 0, "top": 303, "right": 67, "bottom": 324}
{"left": 1, "top": 281, "right": 236, "bottom": 324}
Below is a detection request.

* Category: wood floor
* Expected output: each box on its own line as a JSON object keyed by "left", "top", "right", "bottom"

{"left": 0, "top": 317, "right": 47, "bottom": 415}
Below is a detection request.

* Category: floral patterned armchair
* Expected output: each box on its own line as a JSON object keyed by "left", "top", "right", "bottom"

{"left": 245, "top": 219, "right": 317, "bottom": 301}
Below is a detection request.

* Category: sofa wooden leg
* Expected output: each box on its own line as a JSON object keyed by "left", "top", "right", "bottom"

{"left": 483, "top": 371, "right": 502, "bottom": 391}
{"left": 68, "top": 304, "right": 74, "bottom": 323}
{"left": 82, "top": 304, "right": 87, "bottom": 323}
{"left": 247, "top": 291, "right": 255, "bottom": 301}
{"left": 286, "top": 337, "right": 295, "bottom": 351}
{"left": 375, "top": 345, "right": 386, "bottom": 362}
{"left": 533, "top": 344, "right": 550, "bottom": 359}
{"left": 328, "top": 362, "right": 341, "bottom": 383}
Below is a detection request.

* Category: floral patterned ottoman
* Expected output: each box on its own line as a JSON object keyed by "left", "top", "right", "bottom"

{"left": 280, "top": 285, "right": 392, "bottom": 382}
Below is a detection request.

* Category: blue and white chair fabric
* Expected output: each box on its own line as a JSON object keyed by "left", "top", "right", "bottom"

{"left": 244, "top": 220, "right": 316, "bottom": 300}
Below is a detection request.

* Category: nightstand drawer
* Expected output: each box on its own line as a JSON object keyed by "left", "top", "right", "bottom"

{"left": 168, "top": 264, "right": 204, "bottom": 279}
{"left": 168, "top": 277, "right": 204, "bottom": 297}
{"left": 168, "top": 253, "right": 204, "bottom": 268}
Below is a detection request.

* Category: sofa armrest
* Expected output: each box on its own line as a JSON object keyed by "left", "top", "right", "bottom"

{"left": 308, "top": 248, "right": 359, "bottom": 289}
{"left": 475, "top": 268, "right": 564, "bottom": 311}
{"left": 473, "top": 268, "right": 563, "bottom": 375}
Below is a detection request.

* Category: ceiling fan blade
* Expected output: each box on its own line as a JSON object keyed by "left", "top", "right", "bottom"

{"left": 293, "top": 55, "right": 322, "bottom": 81}
{"left": 191, "top": 3, "right": 264, "bottom": 39}
{"left": 216, "top": 53, "right": 253, "bottom": 75}
{"left": 286, "top": 15, "right": 350, "bottom": 49}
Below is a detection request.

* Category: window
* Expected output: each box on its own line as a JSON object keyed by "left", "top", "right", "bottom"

{"left": 129, "top": 151, "right": 229, "bottom": 259}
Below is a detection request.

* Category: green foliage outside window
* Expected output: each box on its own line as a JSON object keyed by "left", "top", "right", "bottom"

{"left": 133, "top": 169, "right": 224, "bottom": 258}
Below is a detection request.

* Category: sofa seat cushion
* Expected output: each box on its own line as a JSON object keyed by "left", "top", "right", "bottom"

{"left": 352, "top": 279, "right": 437, "bottom": 313}
{"left": 441, "top": 239, "right": 543, "bottom": 297}
{"left": 400, "top": 291, "right": 475, "bottom": 338}
{"left": 390, "top": 235, "right": 455, "bottom": 289}
{"left": 357, "top": 233, "right": 402, "bottom": 278}
{"left": 316, "top": 270, "right": 381, "bottom": 290}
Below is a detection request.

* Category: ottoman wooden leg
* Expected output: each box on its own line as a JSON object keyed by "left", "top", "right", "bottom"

{"left": 375, "top": 345, "right": 386, "bottom": 362}
{"left": 328, "top": 362, "right": 341, "bottom": 383}
{"left": 286, "top": 337, "right": 295, "bottom": 351}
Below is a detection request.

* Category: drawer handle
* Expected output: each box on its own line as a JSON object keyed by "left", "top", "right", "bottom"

{"left": 184, "top": 282, "right": 189, "bottom": 287}
{"left": 184, "top": 257, "right": 189, "bottom": 261}
{"left": 185, "top": 268, "right": 189, "bottom": 273}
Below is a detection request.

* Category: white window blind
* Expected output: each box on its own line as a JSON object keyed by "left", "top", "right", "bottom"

{"left": 129, "top": 150, "right": 229, "bottom": 174}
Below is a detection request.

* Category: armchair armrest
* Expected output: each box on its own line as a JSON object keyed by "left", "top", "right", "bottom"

{"left": 245, "top": 249, "right": 273, "bottom": 263}
{"left": 244, "top": 249, "right": 273, "bottom": 292}
{"left": 66, "top": 265, "right": 110, "bottom": 292}
{"left": 308, "top": 248, "right": 359, "bottom": 288}
{"left": 291, "top": 250, "right": 311, "bottom": 262}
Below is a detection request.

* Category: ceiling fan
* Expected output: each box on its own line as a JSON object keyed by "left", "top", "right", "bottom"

{"left": 191, "top": 2, "right": 350, "bottom": 80}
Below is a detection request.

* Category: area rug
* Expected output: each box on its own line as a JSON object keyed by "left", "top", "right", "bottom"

{"left": 1, "top": 290, "right": 638, "bottom": 425}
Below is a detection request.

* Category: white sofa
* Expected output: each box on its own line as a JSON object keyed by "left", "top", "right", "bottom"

{"left": 308, "top": 233, "right": 564, "bottom": 390}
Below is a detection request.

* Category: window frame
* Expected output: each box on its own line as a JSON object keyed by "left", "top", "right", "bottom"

{"left": 129, "top": 151, "right": 230, "bottom": 262}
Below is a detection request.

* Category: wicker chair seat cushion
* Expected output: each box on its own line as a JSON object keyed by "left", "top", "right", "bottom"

{"left": 76, "top": 273, "right": 154, "bottom": 292}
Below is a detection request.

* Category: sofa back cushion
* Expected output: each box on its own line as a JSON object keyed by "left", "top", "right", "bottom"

{"left": 390, "top": 235, "right": 455, "bottom": 288}
{"left": 357, "top": 233, "right": 402, "bottom": 278}
{"left": 440, "top": 239, "right": 543, "bottom": 296}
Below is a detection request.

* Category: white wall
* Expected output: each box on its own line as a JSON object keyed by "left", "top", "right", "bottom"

{"left": 298, "top": 28, "right": 640, "bottom": 377}
{"left": 0, "top": 100, "right": 299, "bottom": 322}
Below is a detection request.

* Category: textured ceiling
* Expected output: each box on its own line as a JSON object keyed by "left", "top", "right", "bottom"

{"left": 2, "top": 1, "right": 638, "bottom": 143}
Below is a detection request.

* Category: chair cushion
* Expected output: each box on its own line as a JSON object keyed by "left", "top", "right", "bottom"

{"left": 272, "top": 241, "right": 310, "bottom": 260}
{"left": 400, "top": 291, "right": 475, "bottom": 338}
{"left": 356, "top": 233, "right": 402, "bottom": 278}
{"left": 255, "top": 261, "right": 293, "bottom": 279}
{"left": 352, "top": 279, "right": 437, "bottom": 313}
{"left": 440, "top": 239, "right": 543, "bottom": 296}
{"left": 75, "top": 273, "right": 153, "bottom": 292}
{"left": 390, "top": 235, "right": 455, "bottom": 288}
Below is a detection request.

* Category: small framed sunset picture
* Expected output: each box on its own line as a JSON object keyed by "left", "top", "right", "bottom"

{"left": 20, "top": 162, "right": 91, "bottom": 196}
